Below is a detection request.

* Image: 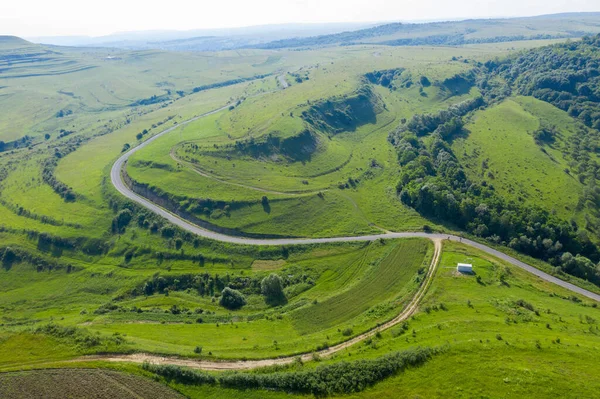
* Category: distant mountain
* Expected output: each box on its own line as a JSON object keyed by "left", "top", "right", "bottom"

{"left": 250, "top": 12, "right": 600, "bottom": 49}
{"left": 24, "top": 13, "right": 600, "bottom": 53}
{"left": 26, "top": 22, "right": 378, "bottom": 51}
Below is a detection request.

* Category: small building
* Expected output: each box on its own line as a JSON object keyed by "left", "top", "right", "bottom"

{"left": 457, "top": 263, "right": 473, "bottom": 273}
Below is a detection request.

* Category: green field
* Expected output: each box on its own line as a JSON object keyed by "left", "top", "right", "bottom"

{"left": 0, "top": 238, "right": 431, "bottom": 360}
{"left": 453, "top": 97, "right": 585, "bottom": 221}
{"left": 2, "top": 17, "right": 600, "bottom": 398}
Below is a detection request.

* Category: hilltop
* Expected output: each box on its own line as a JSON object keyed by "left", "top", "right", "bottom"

{"left": 0, "top": 35, "right": 34, "bottom": 49}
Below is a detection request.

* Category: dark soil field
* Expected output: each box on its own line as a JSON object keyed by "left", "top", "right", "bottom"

{"left": 0, "top": 369, "right": 184, "bottom": 399}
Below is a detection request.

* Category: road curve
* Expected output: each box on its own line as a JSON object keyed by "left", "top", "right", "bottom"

{"left": 110, "top": 106, "right": 600, "bottom": 303}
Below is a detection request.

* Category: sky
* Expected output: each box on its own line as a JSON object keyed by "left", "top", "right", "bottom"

{"left": 1, "top": 0, "right": 598, "bottom": 38}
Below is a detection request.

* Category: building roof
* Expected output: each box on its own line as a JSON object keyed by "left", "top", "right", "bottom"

{"left": 457, "top": 263, "right": 472, "bottom": 267}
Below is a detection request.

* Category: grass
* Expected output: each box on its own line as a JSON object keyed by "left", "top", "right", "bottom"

{"left": 2, "top": 33, "right": 600, "bottom": 398}
{"left": 300, "top": 240, "right": 600, "bottom": 397}
{"left": 0, "top": 238, "right": 430, "bottom": 360}
{"left": 292, "top": 238, "right": 430, "bottom": 333}
{"left": 124, "top": 46, "right": 492, "bottom": 237}
{"left": 1, "top": 240, "right": 600, "bottom": 397}
{"left": 453, "top": 97, "right": 584, "bottom": 221}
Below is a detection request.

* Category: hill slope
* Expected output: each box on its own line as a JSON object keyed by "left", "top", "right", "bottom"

{"left": 252, "top": 13, "right": 600, "bottom": 49}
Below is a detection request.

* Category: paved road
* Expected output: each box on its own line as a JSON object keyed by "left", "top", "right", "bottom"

{"left": 110, "top": 106, "right": 600, "bottom": 303}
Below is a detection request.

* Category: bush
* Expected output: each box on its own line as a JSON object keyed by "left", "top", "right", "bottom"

{"left": 219, "top": 287, "right": 246, "bottom": 310}
{"left": 141, "top": 363, "right": 216, "bottom": 385}
{"left": 142, "top": 347, "right": 437, "bottom": 395}
{"left": 261, "top": 273, "right": 285, "bottom": 304}
{"left": 112, "top": 209, "right": 133, "bottom": 233}
{"left": 218, "top": 347, "right": 435, "bottom": 395}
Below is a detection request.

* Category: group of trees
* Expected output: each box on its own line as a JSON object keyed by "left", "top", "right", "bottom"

{"left": 135, "top": 129, "right": 149, "bottom": 140}
{"left": 364, "top": 68, "right": 405, "bottom": 88}
{"left": 219, "top": 287, "right": 247, "bottom": 309}
{"left": 143, "top": 347, "right": 435, "bottom": 395}
{"left": 42, "top": 156, "right": 76, "bottom": 202}
{"left": 391, "top": 97, "right": 600, "bottom": 285}
{"left": 111, "top": 209, "right": 133, "bottom": 234}
{"left": 1, "top": 243, "right": 74, "bottom": 272}
{"left": 390, "top": 96, "right": 483, "bottom": 141}
{"left": 486, "top": 34, "right": 600, "bottom": 129}
{"left": 134, "top": 272, "right": 288, "bottom": 310}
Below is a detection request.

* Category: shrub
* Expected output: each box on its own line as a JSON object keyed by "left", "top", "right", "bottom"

{"left": 261, "top": 273, "right": 285, "bottom": 304}
{"left": 219, "top": 287, "right": 246, "bottom": 310}
{"left": 218, "top": 347, "right": 435, "bottom": 395}
{"left": 141, "top": 363, "right": 216, "bottom": 385}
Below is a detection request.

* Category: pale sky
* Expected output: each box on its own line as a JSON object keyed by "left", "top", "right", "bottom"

{"left": 1, "top": 0, "right": 598, "bottom": 38}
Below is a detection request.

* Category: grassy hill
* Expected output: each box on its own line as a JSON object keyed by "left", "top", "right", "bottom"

{"left": 1, "top": 24, "right": 600, "bottom": 399}
{"left": 252, "top": 13, "right": 600, "bottom": 49}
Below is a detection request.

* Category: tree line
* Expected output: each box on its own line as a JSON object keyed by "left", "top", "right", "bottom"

{"left": 390, "top": 45, "right": 600, "bottom": 284}
{"left": 142, "top": 346, "right": 436, "bottom": 395}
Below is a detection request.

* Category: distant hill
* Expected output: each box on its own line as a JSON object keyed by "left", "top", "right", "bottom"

{"left": 250, "top": 12, "right": 600, "bottom": 49}
{"left": 27, "top": 22, "right": 377, "bottom": 51}
{"left": 0, "top": 36, "right": 34, "bottom": 49}
{"left": 25, "top": 13, "right": 600, "bottom": 52}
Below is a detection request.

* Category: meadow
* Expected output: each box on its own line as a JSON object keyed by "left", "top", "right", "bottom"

{"left": 0, "top": 238, "right": 431, "bottom": 360}
{"left": 453, "top": 97, "right": 585, "bottom": 222}
{"left": 138, "top": 240, "right": 600, "bottom": 398}
{"left": 1, "top": 25, "right": 600, "bottom": 398}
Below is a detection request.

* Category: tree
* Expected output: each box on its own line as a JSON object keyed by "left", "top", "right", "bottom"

{"left": 175, "top": 238, "right": 183, "bottom": 250}
{"left": 136, "top": 133, "right": 143, "bottom": 140}
{"left": 261, "top": 195, "right": 270, "bottom": 213}
{"left": 261, "top": 273, "right": 286, "bottom": 305}
{"left": 1, "top": 247, "right": 17, "bottom": 267}
{"left": 44, "top": 133, "right": 51, "bottom": 140}
{"left": 161, "top": 226, "right": 175, "bottom": 238}
{"left": 219, "top": 287, "right": 246, "bottom": 310}
{"left": 112, "top": 209, "right": 133, "bottom": 233}
{"left": 0, "top": 141, "right": 4, "bottom": 152}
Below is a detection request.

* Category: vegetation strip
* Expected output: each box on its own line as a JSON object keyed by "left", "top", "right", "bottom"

{"left": 141, "top": 346, "right": 436, "bottom": 395}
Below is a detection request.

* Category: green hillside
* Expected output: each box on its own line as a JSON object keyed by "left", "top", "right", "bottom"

{"left": 253, "top": 13, "right": 600, "bottom": 49}
{"left": 1, "top": 18, "right": 600, "bottom": 399}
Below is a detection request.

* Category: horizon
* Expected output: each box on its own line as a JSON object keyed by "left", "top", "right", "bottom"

{"left": 21, "top": 12, "right": 590, "bottom": 40}
{"left": 2, "top": 0, "right": 598, "bottom": 38}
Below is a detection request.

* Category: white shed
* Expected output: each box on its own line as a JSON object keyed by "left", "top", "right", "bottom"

{"left": 457, "top": 263, "right": 473, "bottom": 273}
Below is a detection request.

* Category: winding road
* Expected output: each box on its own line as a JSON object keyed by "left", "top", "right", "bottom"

{"left": 106, "top": 101, "right": 600, "bottom": 370}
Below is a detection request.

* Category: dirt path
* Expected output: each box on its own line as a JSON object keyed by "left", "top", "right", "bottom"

{"left": 77, "top": 239, "right": 442, "bottom": 371}
{"left": 169, "top": 147, "right": 323, "bottom": 196}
